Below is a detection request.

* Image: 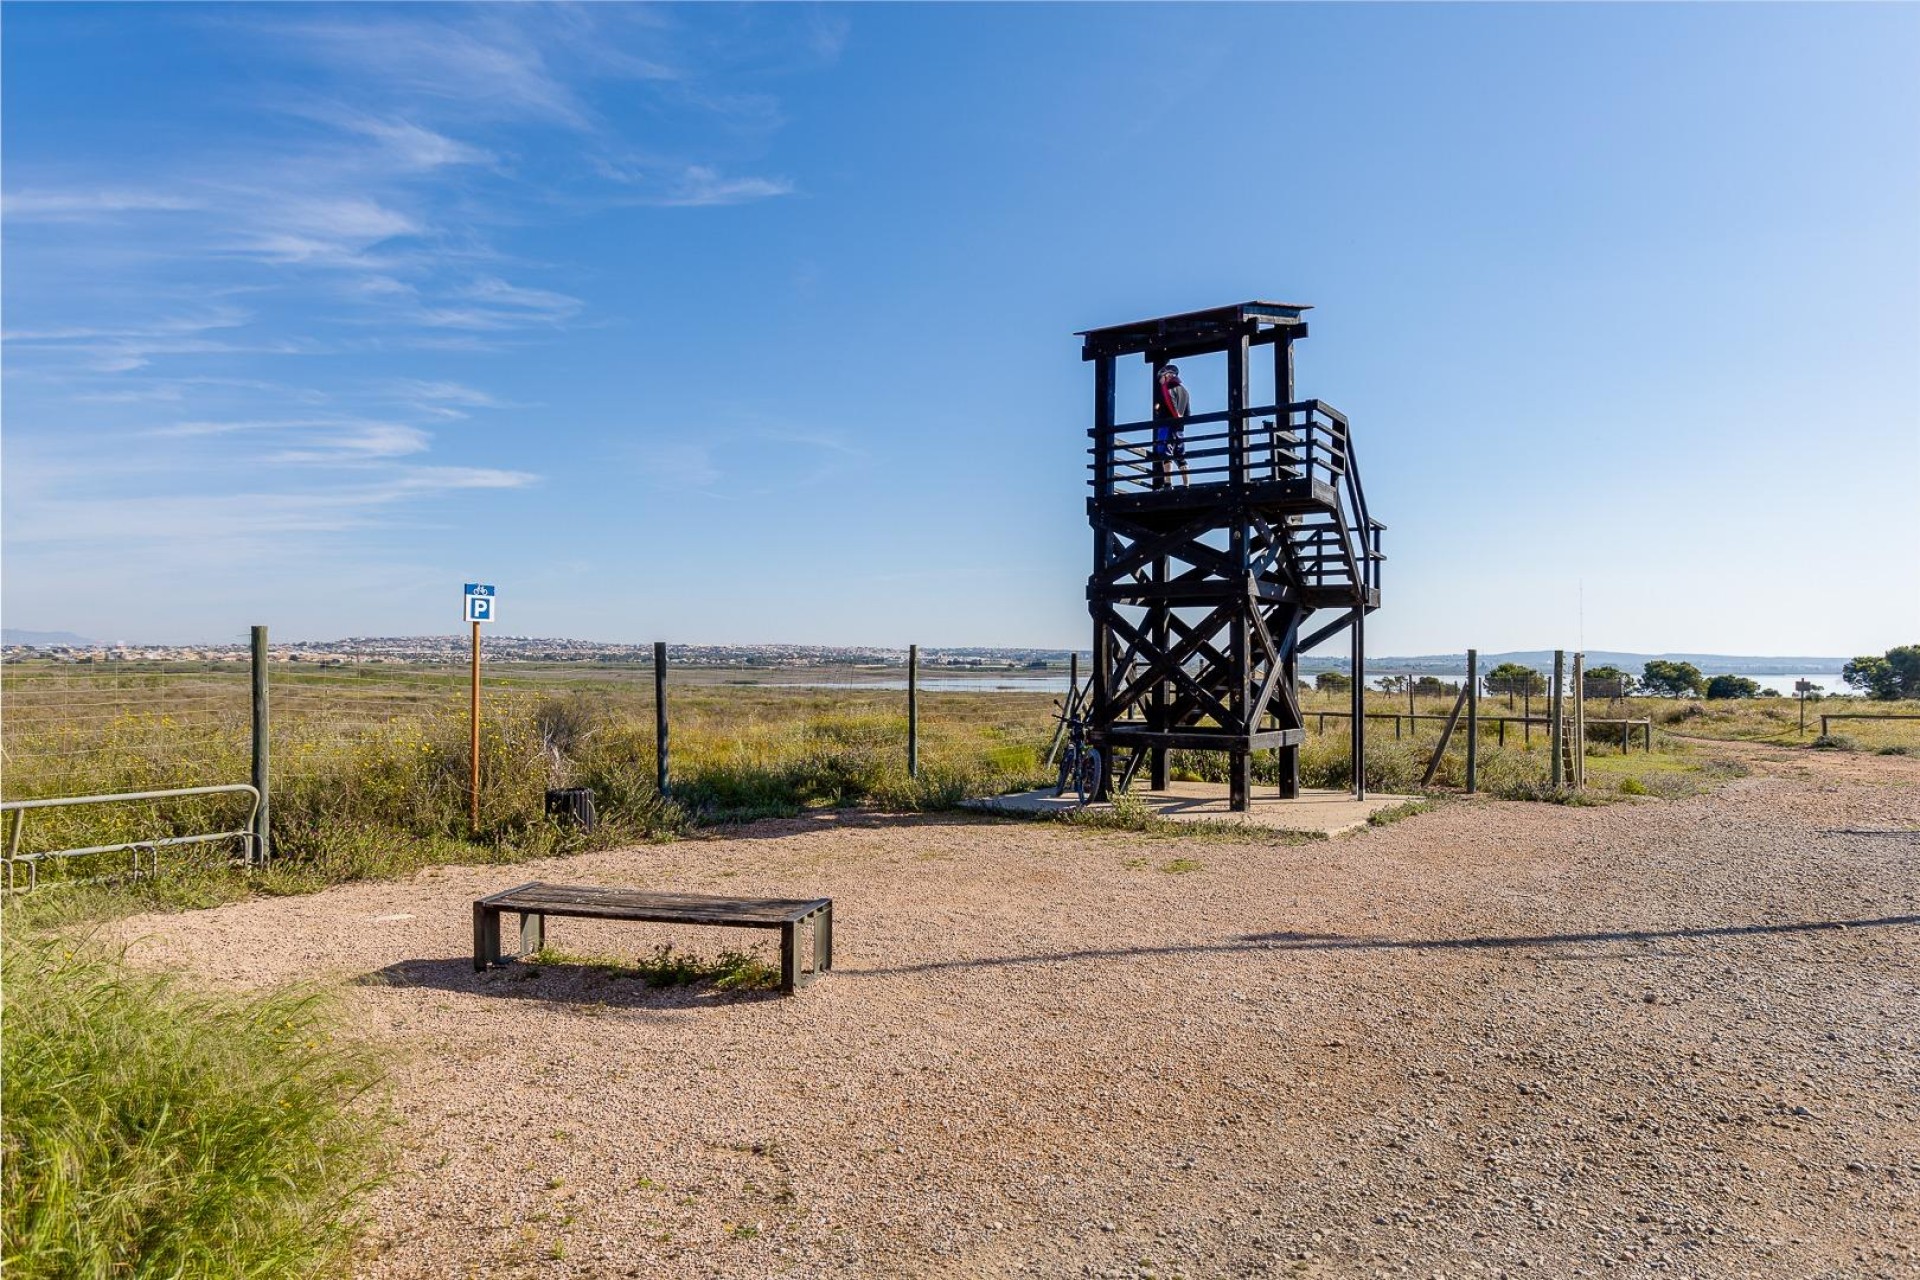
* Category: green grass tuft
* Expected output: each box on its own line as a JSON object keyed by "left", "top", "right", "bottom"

{"left": 1, "top": 936, "right": 385, "bottom": 1278}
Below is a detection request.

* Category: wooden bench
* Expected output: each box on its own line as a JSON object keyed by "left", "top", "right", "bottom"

{"left": 472, "top": 881, "right": 833, "bottom": 993}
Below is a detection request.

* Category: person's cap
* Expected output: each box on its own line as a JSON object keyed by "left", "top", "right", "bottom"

{"left": 1162, "top": 364, "right": 1179, "bottom": 375}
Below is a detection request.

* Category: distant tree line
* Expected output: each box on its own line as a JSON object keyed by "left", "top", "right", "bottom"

{"left": 1305, "top": 650, "right": 1919, "bottom": 703}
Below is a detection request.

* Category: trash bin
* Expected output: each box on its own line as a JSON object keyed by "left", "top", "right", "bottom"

{"left": 544, "top": 787, "right": 596, "bottom": 831}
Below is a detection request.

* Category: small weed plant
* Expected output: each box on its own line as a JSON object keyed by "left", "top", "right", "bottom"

{"left": 527, "top": 943, "right": 779, "bottom": 993}
{"left": 1366, "top": 798, "right": 1431, "bottom": 826}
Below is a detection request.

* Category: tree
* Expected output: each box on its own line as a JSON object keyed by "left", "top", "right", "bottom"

{"left": 1843, "top": 655, "right": 1899, "bottom": 700}
{"left": 1886, "top": 645, "right": 1920, "bottom": 699}
{"left": 1583, "top": 665, "right": 1634, "bottom": 697}
{"left": 1641, "top": 660, "right": 1705, "bottom": 698}
{"left": 1705, "top": 674, "right": 1761, "bottom": 700}
{"left": 1316, "top": 671, "right": 1351, "bottom": 694}
{"left": 1484, "top": 663, "right": 1545, "bottom": 707}
{"left": 1843, "top": 645, "right": 1920, "bottom": 700}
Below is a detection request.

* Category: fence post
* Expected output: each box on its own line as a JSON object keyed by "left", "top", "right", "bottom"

{"left": 1550, "top": 650, "right": 1565, "bottom": 789}
{"left": 250, "top": 625, "right": 270, "bottom": 868}
{"left": 1466, "top": 649, "right": 1478, "bottom": 795}
{"left": 654, "top": 641, "right": 669, "bottom": 796}
{"left": 1351, "top": 612, "right": 1366, "bottom": 801}
{"left": 907, "top": 643, "right": 920, "bottom": 779}
{"left": 1821, "top": 714, "right": 1829, "bottom": 738}
{"left": 1572, "top": 652, "right": 1585, "bottom": 788}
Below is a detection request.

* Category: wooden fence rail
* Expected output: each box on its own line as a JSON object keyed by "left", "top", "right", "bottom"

{"left": 1820, "top": 712, "right": 1920, "bottom": 736}
{"left": 1311, "top": 710, "right": 1653, "bottom": 753}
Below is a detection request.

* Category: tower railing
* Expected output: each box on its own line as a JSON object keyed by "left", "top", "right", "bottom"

{"left": 1088, "top": 400, "right": 1354, "bottom": 497}
{"left": 1089, "top": 398, "right": 1383, "bottom": 595}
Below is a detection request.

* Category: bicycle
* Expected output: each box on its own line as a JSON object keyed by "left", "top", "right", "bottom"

{"left": 1051, "top": 700, "right": 1103, "bottom": 808}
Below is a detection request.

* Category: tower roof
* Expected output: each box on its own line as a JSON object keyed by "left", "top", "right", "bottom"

{"left": 1077, "top": 301, "right": 1312, "bottom": 360}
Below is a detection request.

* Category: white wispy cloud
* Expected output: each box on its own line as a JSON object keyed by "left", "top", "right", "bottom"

{"left": 657, "top": 166, "right": 794, "bottom": 207}
{"left": 152, "top": 416, "right": 432, "bottom": 462}
{"left": 8, "top": 467, "right": 539, "bottom": 548}
{"left": 300, "top": 109, "right": 498, "bottom": 170}
{"left": 378, "top": 378, "right": 514, "bottom": 418}
{"left": 3, "top": 306, "right": 252, "bottom": 344}
{"left": 276, "top": 16, "right": 601, "bottom": 130}
{"left": 409, "top": 276, "right": 584, "bottom": 330}
{"left": 226, "top": 194, "right": 422, "bottom": 265}
{"left": 2, "top": 189, "right": 202, "bottom": 220}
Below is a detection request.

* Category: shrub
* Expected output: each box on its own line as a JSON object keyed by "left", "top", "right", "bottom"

{"left": 1705, "top": 675, "right": 1762, "bottom": 700}
{"left": 1, "top": 937, "right": 384, "bottom": 1277}
{"left": 1810, "top": 734, "right": 1857, "bottom": 751}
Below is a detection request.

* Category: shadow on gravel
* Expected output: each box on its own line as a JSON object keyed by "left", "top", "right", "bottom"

{"left": 693, "top": 808, "right": 1028, "bottom": 841}
{"left": 844, "top": 915, "right": 1920, "bottom": 978}
{"left": 359, "top": 956, "right": 787, "bottom": 1012}
{"left": 366, "top": 915, "right": 1920, "bottom": 999}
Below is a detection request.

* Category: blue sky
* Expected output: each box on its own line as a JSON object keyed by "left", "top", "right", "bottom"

{"left": 5, "top": 3, "right": 1916, "bottom": 654}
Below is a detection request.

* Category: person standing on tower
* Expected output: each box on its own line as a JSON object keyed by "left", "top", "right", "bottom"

{"left": 1153, "top": 363, "right": 1191, "bottom": 487}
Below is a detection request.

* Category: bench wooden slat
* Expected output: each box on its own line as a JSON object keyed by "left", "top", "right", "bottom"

{"left": 481, "top": 881, "right": 828, "bottom": 925}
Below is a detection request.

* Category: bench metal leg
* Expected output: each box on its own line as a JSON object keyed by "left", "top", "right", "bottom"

{"left": 813, "top": 904, "right": 832, "bottom": 974}
{"left": 473, "top": 903, "right": 501, "bottom": 971}
{"left": 520, "top": 911, "right": 545, "bottom": 957}
{"left": 780, "top": 921, "right": 801, "bottom": 993}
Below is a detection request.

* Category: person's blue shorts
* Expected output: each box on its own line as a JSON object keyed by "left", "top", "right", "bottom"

{"left": 1152, "top": 423, "right": 1185, "bottom": 460}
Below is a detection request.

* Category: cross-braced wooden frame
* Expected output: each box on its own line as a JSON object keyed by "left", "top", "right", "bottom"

{"left": 1079, "top": 302, "right": 1385, "bottom": 810}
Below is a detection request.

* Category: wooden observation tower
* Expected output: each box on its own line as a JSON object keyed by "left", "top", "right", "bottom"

{"left": 1079, "top": 302, "right": 1384, "bottom": 810}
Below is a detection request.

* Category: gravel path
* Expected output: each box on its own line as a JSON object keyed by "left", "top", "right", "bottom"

{"left": 115, "top": 744, "right": 1919, "bottom": 1279}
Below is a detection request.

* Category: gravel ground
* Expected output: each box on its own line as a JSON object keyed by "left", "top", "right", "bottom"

{"left": 115, "top": 743, "right": 1918, "bottom": 1279}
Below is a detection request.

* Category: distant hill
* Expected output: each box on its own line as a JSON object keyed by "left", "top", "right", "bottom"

{"left": 2, "top": 629, "right": 99, "bottom": 647}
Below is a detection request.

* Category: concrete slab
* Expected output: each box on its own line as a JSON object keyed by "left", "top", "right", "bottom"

{"left": 967, "top": 783, "right": 1419, "bottom": 837}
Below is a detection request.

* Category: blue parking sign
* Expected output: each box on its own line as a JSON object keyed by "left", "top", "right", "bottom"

{"left": 464, "top": 583, "right": 496, "bottom": 624}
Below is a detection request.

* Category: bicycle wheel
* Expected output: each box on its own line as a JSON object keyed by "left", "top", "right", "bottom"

{"left": 1074, "top": 747, "right": 1102, "bottom": 807}
{"left": 1054, "top": 747, "right": 1075, "bottom": 798}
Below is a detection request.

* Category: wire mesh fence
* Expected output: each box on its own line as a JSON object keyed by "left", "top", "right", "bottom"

{"left": 0, "top": 640, "right": 1073, "bottom": 891}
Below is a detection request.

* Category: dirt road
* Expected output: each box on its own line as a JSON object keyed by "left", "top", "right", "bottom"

{"left": 117, "top": 744, "right": 1919, "bottom": 1278}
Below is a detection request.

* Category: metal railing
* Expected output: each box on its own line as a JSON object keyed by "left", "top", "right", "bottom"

{"left": 2, "top": 783, "right": 262, "bottom": 893}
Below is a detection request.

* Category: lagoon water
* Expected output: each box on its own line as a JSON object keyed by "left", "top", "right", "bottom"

{"left": 772, "top": 675, "right": 1069, "bottom": 694}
